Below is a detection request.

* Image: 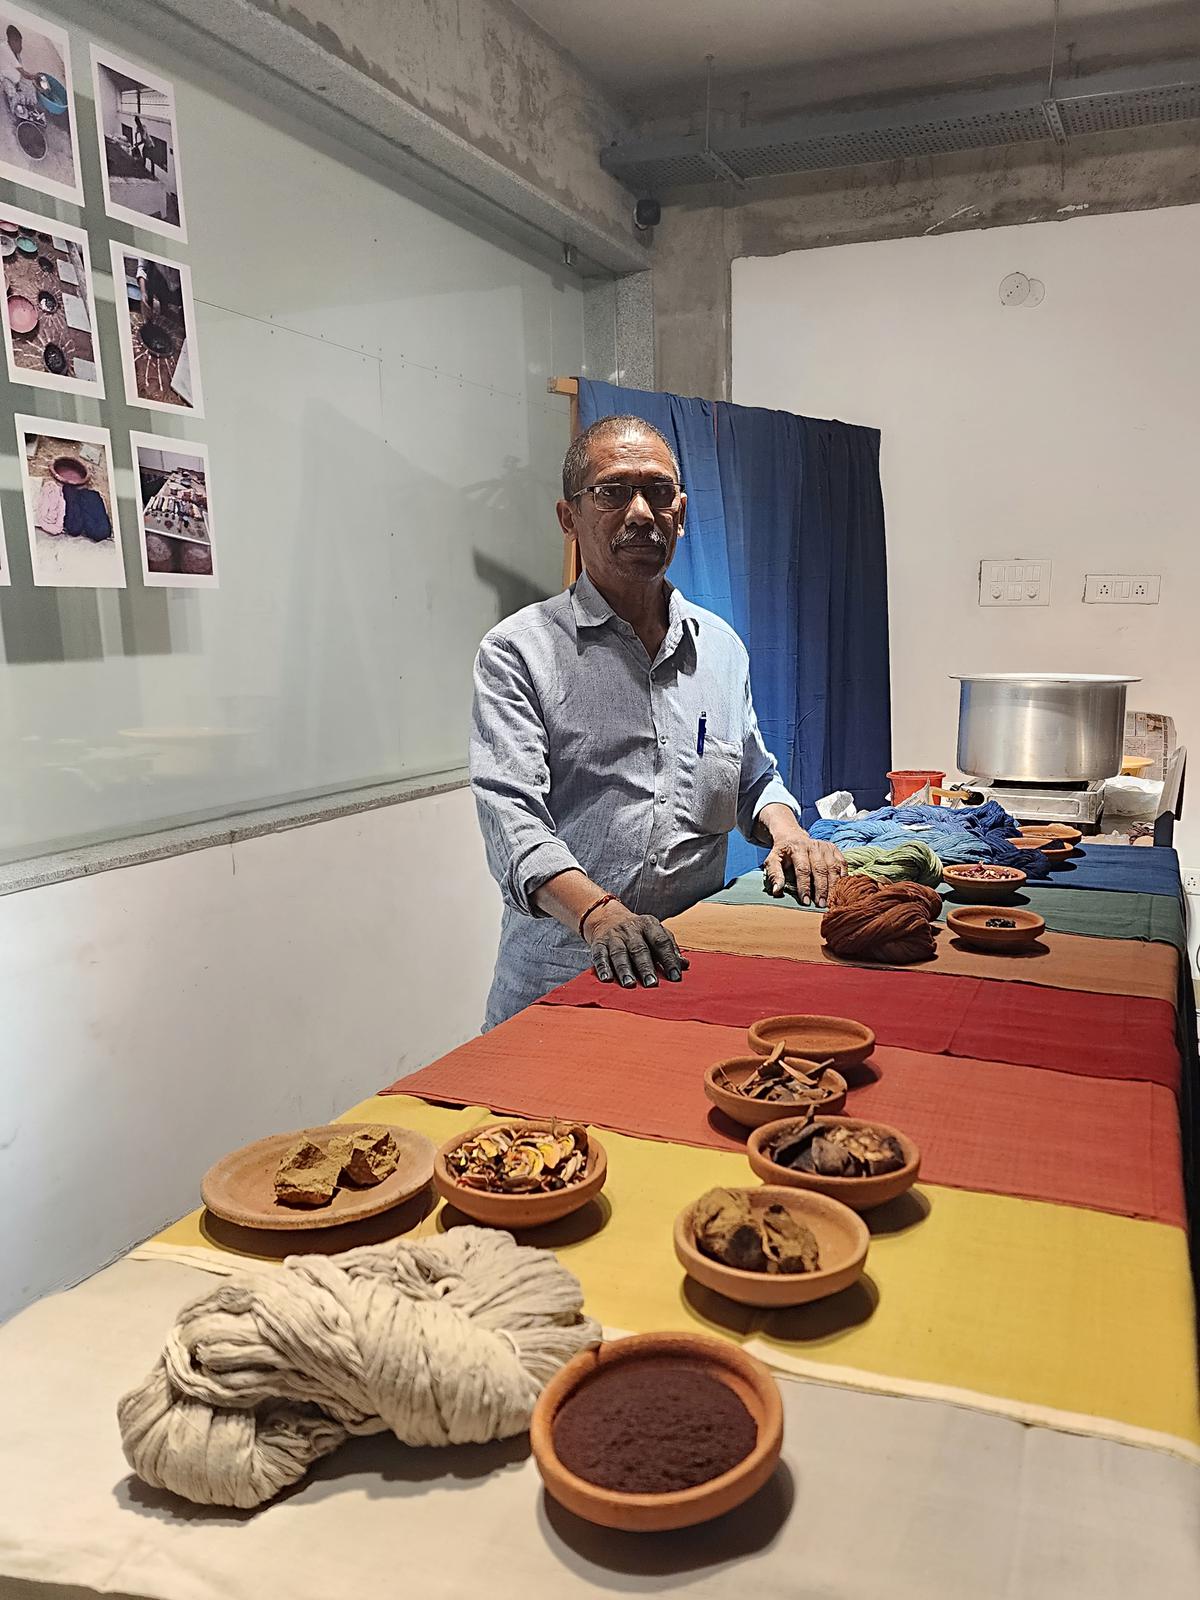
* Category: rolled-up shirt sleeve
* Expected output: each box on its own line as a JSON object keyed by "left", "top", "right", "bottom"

{"left": 736, "top": 667, "right": 802, "bottom": 845}
{"left": 469, "top": 633, "right": 583, "bottom": 915}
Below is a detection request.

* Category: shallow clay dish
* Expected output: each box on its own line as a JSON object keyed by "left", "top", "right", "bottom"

{"left": 947, "top": 905, "right": 1046, "bottom": 951}
{"left": 200, "top": 1121, "right": 436, "bottom": 1231}
{"left": 531, "top": 1331, "right": 783, "bottom": 1532}
{"left": 674, "top": 1186, "right": 868, "bottom": 1307}
{"left": 1021, "top": 823, "right": 1083, "bottom": 845}
{"left": 704, "top": 1055, "right": 847, "bottom": 1128}
{"left": 941, "top": 863, "right": 1026, "bottom": 902}
{"left": 747, "top": 1014, "right": 875, "bottom": 1069}
{"left": 1009, "top": 833, "right": 1074, "bottom": 860}
{"left": 433, "top": 1119, "right": 607, "bottom": 1228}
{"left": 747, "top": 1115, "right": 921, "bottom": 1212}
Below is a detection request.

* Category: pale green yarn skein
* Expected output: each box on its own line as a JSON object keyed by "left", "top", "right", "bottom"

{"left": 841, "top": 839, "right": 943, "bottom": 887}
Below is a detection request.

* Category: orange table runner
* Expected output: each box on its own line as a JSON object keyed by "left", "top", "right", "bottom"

{"left": 668, "top": 900, "right": 1180, "bottom": 1007}
{"left": 387, "top": 1005, "right": 1185, "bottom": 1226}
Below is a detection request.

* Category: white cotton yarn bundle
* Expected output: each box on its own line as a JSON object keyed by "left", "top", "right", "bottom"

{"left": 118, "top": 1227, "right": 600, "bottom": 1508}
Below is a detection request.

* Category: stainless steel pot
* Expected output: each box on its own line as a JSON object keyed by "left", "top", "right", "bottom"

{"left": 953, "top": 674, "right": 1139, "bottom": 782}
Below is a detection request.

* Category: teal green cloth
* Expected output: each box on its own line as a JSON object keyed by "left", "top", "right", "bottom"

{"left": 713, "top": 871, "right": 1186, "bottom": 953}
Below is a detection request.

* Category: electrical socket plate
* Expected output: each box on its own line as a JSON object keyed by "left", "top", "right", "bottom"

{"left": 1083, "top": 574, "right": 1161, "bottom": 604}
{"left": 980, "top": 559, "right": 1051, "bottom": 606}
{"left": 1183, "top": 869, "right": 1200, "bottom": 896}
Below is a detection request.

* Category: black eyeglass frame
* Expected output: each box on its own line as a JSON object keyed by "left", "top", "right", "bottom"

{"left": 569, "top": 479, "right": 682, "bottom": 511}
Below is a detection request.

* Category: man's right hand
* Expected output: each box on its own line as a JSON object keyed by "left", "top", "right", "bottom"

{"left": 585, "top": 901, "right": 689, "bottom": 989}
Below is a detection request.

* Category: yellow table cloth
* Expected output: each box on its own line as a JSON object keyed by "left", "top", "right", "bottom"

{"left": 143, "top": 1093, "right": 1200, "bottom": 1461}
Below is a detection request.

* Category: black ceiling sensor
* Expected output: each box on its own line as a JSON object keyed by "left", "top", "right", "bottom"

{"left": 633, "top": 197, "right": 661, "bottom": 231}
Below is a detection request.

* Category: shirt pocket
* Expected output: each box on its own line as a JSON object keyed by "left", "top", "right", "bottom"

{"left": 677, "top": 735, "right": 741, "bottom": 837}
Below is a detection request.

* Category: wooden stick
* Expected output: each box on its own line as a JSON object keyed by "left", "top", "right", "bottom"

{"left": 550, "top": 376, "right": 582, "bottom": 587}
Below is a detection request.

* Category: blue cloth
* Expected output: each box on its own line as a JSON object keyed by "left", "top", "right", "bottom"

{"left": 577, "top": 380, "right": 892, "bottom": 880}
{"left": 1034, "top": 843, "right": 1183, "bottom": 897}
{"left": 62, "top": 484, "right": 112, "bottom": 542}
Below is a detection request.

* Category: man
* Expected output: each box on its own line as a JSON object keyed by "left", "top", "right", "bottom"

{"left": 470, "top": 414, "right": 844, "bottom": 1028}
{"left": 0, "top": 25, "right": 36, "bottom": 122}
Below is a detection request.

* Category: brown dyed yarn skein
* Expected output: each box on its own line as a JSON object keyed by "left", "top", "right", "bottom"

{"left": 820, "top": 874, "right": 942, "bottom": 964}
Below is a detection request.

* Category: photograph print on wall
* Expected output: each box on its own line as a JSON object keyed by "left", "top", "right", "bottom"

{"left": 110, "top": 242, "right": 203, "bottom": 416}
{"left": 1, "top": 201, "right": 104, "bottom": 397}
{"left": 91, "top": 45, "right": 186, "bottom": 243}
{"left": 131, "top": 431, "right": 217, "bottom": 588}
{"left": 16, "top": 414, "right": 125, "bottom": 589}
{"left": 0, "top": 496, "right": 9, "bottom": 586}
{"left": 0, "top": 3, "right": 83, "bottom": 205}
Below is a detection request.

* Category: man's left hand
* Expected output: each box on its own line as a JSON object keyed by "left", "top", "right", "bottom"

{"left": 763, "top": 829, "right": 846, "bottom": 908}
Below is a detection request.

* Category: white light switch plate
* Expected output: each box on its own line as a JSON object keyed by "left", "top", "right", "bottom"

{"left": 979, "top": 559, "right": 1051, "bottom": 606}
{"left": 1083, "top": 574, "right": 1161, "bottom": 604}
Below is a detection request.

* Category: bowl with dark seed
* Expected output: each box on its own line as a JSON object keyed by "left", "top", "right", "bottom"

{"left": 946, "top": 905, "right": 1046, "bottom": 951}
{"left": 747, "top": 1113, "right": 920, "bottom": 1211}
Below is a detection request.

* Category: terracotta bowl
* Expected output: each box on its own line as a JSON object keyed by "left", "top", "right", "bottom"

{"left": 1020, "top": 823, "right": 1083, "bottom": 845}
{"left": 530, "top": 1332, "right": 783, "bottom": 1532}
{"left": 747, "top": 1115, "right": 921, "bottom": 1212}
{"left": 51, "top": 455, "right": 89, "bottom": 486}
{"left": 433, "top": 1119, "right": 607, "bottom": 1228}
{"left": 941, "top": 864, "right": 1026, "bottom": 902}
{"left": 674, "top": 1185, "right": 868, "bottom": 1307}
{"left": 947, "top": 905, "right": 1046, "bottom": 951}
{"left": 704, "top": 1056, "right": 847, "bottom": 1128}
{"left": 1009, "top": 833, "right": 1074, "bottom": 860}
{"left": 746, "top": 1014, "right": 875, "bottom": 1069}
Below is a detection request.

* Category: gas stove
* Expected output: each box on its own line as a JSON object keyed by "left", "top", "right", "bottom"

{"left": 959, "top": 776, "right": 1105, "bottom": 830}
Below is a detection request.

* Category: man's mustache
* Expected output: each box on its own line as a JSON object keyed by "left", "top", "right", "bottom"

{"left": 611, "top": 524, "right": 667, "bottom": 550}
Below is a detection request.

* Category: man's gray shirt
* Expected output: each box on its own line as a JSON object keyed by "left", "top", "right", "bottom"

{"left": 470, "top": 571, "right": 801, "bottom": 1027}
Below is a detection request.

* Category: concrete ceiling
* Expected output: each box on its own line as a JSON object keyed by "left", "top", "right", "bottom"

{"left": 515, "top": 0, "right": 1190, "bottom": 99}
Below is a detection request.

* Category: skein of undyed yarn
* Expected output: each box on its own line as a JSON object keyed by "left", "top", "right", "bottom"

{"left": 820, "top": 874, "right": 943, "bottom": 964}
{"left": 118, "top": 1226, "right": 600, "bottom": 1508}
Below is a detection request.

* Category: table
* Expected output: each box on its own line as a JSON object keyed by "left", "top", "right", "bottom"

{"left": 1, "top": 851, "right": 1197, "bottom": 1598}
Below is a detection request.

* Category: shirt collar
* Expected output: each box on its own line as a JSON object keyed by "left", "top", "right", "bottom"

{"left": 570, "top": 568, "right": 699, "bottom": 639}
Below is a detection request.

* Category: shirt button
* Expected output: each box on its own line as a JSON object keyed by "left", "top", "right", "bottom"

{"left": 649, "top": 852, "right": 658, "bottom": 865}
{"left": 659, "top": 735, "right": 668, "bottom": 747}
{"left": 657, "top": 793, "right": 667, "bottom": 805}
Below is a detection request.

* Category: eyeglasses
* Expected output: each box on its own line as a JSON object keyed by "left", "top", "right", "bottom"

{"left": 571, "top": 479, "right": 680, "bottom": 512}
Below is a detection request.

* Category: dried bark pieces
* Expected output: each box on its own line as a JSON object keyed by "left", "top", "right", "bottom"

{"left": 693, "top": 1187, "right": 820, "bottom": 1275}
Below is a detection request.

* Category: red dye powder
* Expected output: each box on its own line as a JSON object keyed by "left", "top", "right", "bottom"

{"left": 552, "top": 1359, "right": 757, "bottom": 1494}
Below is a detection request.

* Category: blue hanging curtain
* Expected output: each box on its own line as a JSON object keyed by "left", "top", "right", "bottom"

{"left": 577, "top": 379, "right": 891, "bottom": 878}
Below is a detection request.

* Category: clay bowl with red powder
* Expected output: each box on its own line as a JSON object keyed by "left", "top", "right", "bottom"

{"left": 530, "top": 1331, "right": 783, "bottom": 1532}
{"left": 674, "top": 1185, "right": 868, "bottom": 1307}
{"left": 746, "top": 1014, "right": 875, "bottom": 1070}
{"left": 748, "top": 1115, "right": 921, "bottom": 1212}
{"left": 946, "top": 905, "right": 1046, "bottom": 952}
{"left": 704, "top": 1055, "right": 847, "bottom": 1129}
{"left": 433, "top": 1119, "right": 606, "bottom": 1228}
{"left": 941, "top": 863, "right": 1027, "bottom": 902}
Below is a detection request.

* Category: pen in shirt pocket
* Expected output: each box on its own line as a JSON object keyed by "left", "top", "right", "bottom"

{"left": 696, "top": 712, "right": 707, "bottom": 756}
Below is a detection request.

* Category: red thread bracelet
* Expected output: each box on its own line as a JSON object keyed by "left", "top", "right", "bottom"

{"left": 578, "top": 893, "right": 618, "bottom": 941}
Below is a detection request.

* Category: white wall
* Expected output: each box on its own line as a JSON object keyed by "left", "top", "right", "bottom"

{"left": 732, "top": 206, "right": 1200, "bottom": 863}
{"left": 1, "top": 788, "right": 501, "bottom": 1320}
